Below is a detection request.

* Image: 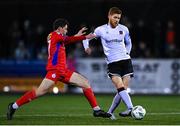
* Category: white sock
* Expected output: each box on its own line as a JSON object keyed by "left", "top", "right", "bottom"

{"left": 93, "top": 106, "right": 100, "bottom": 111}
{"left": 118, "top": 90, "right": 133, "bottom": 110}
{"left": 12, "top": 102, "right": 19, "bottom": 109}
{"left": 108, "top": 93, "right": 121, "bottom": 114}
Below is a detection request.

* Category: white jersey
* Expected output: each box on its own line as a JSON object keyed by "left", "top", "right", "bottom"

{"left": 83, "top": 24, "right": 132, "bottom": 64}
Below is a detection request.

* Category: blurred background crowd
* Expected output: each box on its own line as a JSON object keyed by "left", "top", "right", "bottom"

{"left": 0, "top": 0, "right": 179, "bottom": 61}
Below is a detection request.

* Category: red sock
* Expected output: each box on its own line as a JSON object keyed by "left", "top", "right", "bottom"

{"left": 16, "top": 89, "right": 37, "bottom": 107}
{"left": 83, "top": 88, "right": 98, "bottom": 108}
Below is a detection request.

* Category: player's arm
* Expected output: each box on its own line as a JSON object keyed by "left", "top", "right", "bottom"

{"left": 124, "top": 28, "right": 132, "bottom": 54}
{"left": 64, "top": 27, "right": 95, "bottom": 45}
{"left": 82, "top": 27, "right": 100, "bottom": 55}
{"left": 51, "top": 33, "right": 66, "bottom": 43}
{"left": 82, "top": 39, "right": 91, "bottom": 55}
{"left": 64, "top": 33, "right": 95, "bottom": 45}
{"left": 53, "top": 33, "right": 85, "bottom": 44}
{"left": 82, "top": 35, "right": 99, "bottom": 55}
{"left": 50, "top": 32, "right": 86, "bottom": 44}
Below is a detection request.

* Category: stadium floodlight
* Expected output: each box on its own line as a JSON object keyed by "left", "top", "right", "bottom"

{"left": 3, "top": 86, "right": 10, "bottom": 92}
{"left": 53, "top": 87, "right": 59, "bottom": 94}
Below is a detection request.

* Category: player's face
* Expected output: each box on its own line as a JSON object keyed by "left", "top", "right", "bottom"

{"left": 62, "top": 25, "right": 68, "bottom": 35}
{"left": 108, "top": 13, "right": 121, "bottom": 28}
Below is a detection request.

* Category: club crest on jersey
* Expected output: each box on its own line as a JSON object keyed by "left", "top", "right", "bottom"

{"left": 119, "top": 31, "right": 123, "bottom": 34}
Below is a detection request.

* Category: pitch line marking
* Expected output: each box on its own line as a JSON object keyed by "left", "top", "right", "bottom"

{"left": 148, "top": 112, "right": 180, "bottom": 115}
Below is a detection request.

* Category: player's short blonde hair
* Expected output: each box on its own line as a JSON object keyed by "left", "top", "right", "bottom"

{"left": 108, "top": 7, "right": 122, "bottom": 16}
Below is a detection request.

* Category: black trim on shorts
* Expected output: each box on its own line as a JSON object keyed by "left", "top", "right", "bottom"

{"left": 107, "top": 59, "right": 134, "bottom": 79}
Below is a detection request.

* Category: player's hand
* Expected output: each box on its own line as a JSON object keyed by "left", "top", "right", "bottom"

{"left": 85, "top": 48, "right": 92, "bottom": 55}
{"left": 85, "top": 33, "right": 96, "bottom": 39}
{"left": 74, "top": 27, "right": 87, "bottom": 36}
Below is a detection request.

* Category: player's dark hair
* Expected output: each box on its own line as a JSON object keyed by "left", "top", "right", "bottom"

{"left": 108, "top": 7, "right": 122, "bottom": 15}
{"left": 53, "top": 18, "right": 69, "bottom": 30}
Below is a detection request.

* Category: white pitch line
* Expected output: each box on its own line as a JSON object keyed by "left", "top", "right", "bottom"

{"left": 147, "top": 112, "right": 180, "bottom": 115}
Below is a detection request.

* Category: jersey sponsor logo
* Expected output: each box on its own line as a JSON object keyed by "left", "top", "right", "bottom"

{"left": 106, "top": 39, "right": 122, "bottom": 43}
{"left": 52, "top": 73, "right": 56, "bottom": 78}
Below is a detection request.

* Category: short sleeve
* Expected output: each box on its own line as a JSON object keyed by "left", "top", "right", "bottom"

{"left": 94, "top": 27, "right": 101, "bottom": 37}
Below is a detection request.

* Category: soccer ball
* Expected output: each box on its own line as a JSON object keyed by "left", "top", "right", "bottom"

{"left": 131, "top": 105, "right": 146, "bottom": 120}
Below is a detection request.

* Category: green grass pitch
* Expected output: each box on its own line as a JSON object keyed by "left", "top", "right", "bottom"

{"left": 0, "top": 94, "right": 180, "bottom": 125}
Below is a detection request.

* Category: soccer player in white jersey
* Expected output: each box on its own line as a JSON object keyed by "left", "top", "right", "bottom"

{"left": 83, "top": 7, "right": 134, "bottom": 120}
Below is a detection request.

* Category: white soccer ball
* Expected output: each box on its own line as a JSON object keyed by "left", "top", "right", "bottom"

{"left": 131, "top": 105, "right": 146, "bottom": 120}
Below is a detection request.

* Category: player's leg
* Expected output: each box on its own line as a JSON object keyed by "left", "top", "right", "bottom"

{"left": 7, "top": 78, "right": 55, "bottom": 120}
{"left": 107, "top": 59, "right": 134, "bottom": 118}
{"left": 122, "top": 75, "right": 131, "bottom": 89}
{"left": 68, "top": 72, "right": 111, "bottom": 118}
{"left": 118, "top": 75, "right": 133, "bottom": 116}
{"left": 107, "top": 93, "right": 121, "bottom": 120}
{"left": 69, "top": 72, "right": 96, "bottom": 108}
{"left": 111, "top": 75, "right": 133, "bottom": 117}
{"left": 107, "top": 76, "right": 131, "bottom": 119}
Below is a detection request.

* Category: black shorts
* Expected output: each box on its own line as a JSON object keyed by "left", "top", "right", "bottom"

{"left": 107, "top": 59, "right": 134, "bottom": 78}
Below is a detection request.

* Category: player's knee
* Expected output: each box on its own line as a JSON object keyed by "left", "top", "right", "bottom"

{"left": 123, "top": 82, "right": 129, "bottom": 89}
{"left": 115, "top": 83, "right": 126, "bottom": 90}
{"left": 124, "top": 85, "right": 128, "bottom": 89}
{"left": 35, "top": 88, "right": 48, "bottom": 97}
{"left": 82, "top": 79, "right": 91, "bottom": 88}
